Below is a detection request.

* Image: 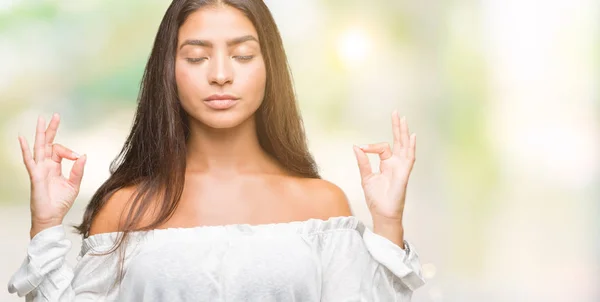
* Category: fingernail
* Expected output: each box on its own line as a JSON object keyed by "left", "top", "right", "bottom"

{"left": 72, "top": 152, "right": 80, "bottom": 158}
{"left": 359, "top": 144, "right": 368, "bottom": 149}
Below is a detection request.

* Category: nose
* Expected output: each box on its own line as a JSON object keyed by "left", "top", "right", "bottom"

{"left": 208, "top": 53, "right": 233, "bottom": 86}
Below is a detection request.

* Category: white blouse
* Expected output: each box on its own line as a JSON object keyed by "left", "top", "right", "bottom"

{"left": 8, "top": 216, "right": 424, "bottom": 301}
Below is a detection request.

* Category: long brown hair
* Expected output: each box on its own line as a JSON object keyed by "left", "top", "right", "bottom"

{"left": 72, "top": 0, "right": 320, "bottom": 282}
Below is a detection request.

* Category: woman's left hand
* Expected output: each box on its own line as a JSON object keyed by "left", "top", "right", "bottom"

{"left": 353, "top": 110, "right": 416, "bottom": 223}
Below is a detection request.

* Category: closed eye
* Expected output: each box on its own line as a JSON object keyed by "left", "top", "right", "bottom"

{"left": 233, "top": 55, "right": 254, "bottom": 62}
{"left": 186, "top": 57, "right": 207, "bottom": 63}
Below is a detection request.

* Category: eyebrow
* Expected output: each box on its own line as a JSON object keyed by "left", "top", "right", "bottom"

{"left": 179, "top": 35, "right": 259, "bottom": 50}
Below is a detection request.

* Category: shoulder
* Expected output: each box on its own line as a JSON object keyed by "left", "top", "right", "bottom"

{"left": 300, "top": 178, "right": 353, "bottom": 219}
{"left": 88, "top": 185, "right": 139, "bottom": 236}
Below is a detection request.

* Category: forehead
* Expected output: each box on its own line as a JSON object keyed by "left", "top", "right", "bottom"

{"left": 178, "top": 6, "right": 258, "bottom": 42}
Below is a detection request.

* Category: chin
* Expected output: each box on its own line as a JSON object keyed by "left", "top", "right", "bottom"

{"left": 194, "top": 111, "right": 253, "bottom": 130}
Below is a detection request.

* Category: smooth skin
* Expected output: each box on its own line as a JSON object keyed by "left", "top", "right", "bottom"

{"left": 18, "top": 114, "right": 86, "bottom": 239}
{"left": 19, "top": 6, "right": 416, "bottom": 248}
{"left": 355, "top": 110, "right": 416, "bottom": 247}
{"left": 19, "top": 111, "right": 416, "bottom": 248}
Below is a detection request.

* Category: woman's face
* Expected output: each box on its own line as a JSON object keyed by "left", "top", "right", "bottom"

{"left": 175, "top": 5, "right": 266, "bottom": 129}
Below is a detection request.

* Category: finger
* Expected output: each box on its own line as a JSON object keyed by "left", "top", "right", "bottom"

{"left": 18, "top": 136, "right": 35, "bottom": 174}
{"left": 68, "top": 154, "right": 87, "bottom": 189}
{"left": 353, "top": 145, "right": 373, "bottom": 180}
{"left": 392, "top": 110, "right": 402, "bottom": 147}
{"left": 359, "top": 142, "right": 393, "bottom": 161}
{"left": 400, "top": 116, "right": 410, "bottom": 150}
{"left": 34, "top": 116, "right": 46, "bottom": 163}
{"left": 44, "top": 113, "right": 60, "bottom": 158}
{"left": 51, "top": 144, "right": 80, "bottom": 163}
{"left": 408, "top": 133, "right": 416, "bottom": 160}
{"left": 45, "top": 113, "right": 60, "bottom": 145}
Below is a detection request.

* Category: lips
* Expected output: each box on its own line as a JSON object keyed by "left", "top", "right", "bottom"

{"left": 204, "top": 94, "right": 239, "bottom": 110}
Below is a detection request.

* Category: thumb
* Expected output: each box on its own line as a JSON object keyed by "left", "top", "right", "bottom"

{"left": 68, "top": 154, "right": 87, "bottom": 189}
{"left": 353, "top": 145, "right": 373, "bottom": 180}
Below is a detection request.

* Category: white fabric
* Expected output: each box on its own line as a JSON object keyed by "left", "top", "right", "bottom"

{"left": 8, "top": 216, "right": 424, "bottom": 301}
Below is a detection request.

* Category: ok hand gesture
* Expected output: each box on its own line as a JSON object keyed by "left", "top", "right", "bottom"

{"left": 18, "top": 114, "right": 87, "bottom": 238}
{"left": 353, "top": 111, "right": 416, "bottom": 224}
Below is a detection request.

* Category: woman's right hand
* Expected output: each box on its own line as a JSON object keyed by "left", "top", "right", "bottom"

{"left": 18, "top": 114, "right": 87, "bottom": 239}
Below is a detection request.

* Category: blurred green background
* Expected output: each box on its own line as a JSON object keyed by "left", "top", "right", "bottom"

{"left": 1, "top": 1, "right": 598, "bottom": 301}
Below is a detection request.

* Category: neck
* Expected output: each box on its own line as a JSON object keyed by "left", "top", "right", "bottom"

{"left": 185, "top": 115, "right": 281, "bottom": 176}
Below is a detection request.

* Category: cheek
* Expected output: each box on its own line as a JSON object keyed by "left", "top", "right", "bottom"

{"left": 175, "top": 64, "right": 200, "bottom": 100}
{"left": 242, "top": 62, "right": 266, "bottom": 100}
{"left": 175, "top": 65, "right": 203, "bottom": 118}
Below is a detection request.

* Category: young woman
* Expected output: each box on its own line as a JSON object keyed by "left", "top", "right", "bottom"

{"left": 8, "top": 0, "right": 424, "bottom": 301}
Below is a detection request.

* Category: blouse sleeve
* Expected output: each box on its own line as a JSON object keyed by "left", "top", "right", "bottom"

{"left": 318, "top": 224, "right": 425, "bottom": 301}
{"left": 7, "top": 225, "right": 122, "bottom": 301}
